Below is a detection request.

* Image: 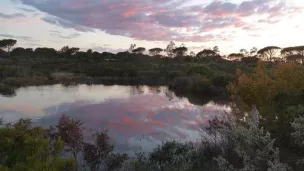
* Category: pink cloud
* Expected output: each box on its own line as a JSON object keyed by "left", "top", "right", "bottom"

{"left": 17, "top": 0, "right": 303, "bottom": 42}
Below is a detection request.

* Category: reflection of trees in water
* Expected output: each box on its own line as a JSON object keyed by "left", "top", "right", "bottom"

{"left": 131, "top": 85, "right": 168, "bottom": 96}
{"left": 165, "top": 90, "right": 174, "bottom": 101}
{"left": 128, "top": 84, "right": 228, "bottom": 105}
{"left": 130, "top": 85, "right": 141, "bottom": 95}
{"left": 0, "top": 86, "right": 16, "bottom": 97}
{"left": 173, "top": 90, "right": 229, "bottom": 106}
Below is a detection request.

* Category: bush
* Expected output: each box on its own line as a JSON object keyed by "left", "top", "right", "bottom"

{"left": 169, "top": 76, "right": 217, "bottom": 95}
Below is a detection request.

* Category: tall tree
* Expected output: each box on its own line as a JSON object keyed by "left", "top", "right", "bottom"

{"left": 132, "top": 47, "right": 146, "bottom": 54}
{"left": 148, "top": 48, "right": 163, "bottom": 56}
{"left": 196, "top": 49, "right": 217, "bottom": 57}
{"left": 87, "top": 49, "right": 93, "bottom": 54}
{"left": 59, "top": 46, "right": 79, "bottom": 56}
{"left": 165, "top": 41, "right": 175, "bottom": 58}
{"left": 240, "top": 49, "right": 248, "bottom": 57}
{"left": 35, "top": 47, "right": 57, "bottom": 57}
{"left": 189, "top": 51, "right": 195, "bottom": 57}
{"left": 285, "top": 54, "right": 304, "bottom": 63}
{"left": 257, "top": 46, "right": 281, "bottom": 61}
{"left": 228, "top": 53, "right": 244, "bottom": 61}
{"left": 0, "top": 39, "right": 17, "bottom": 59}
{"left": 172, "top": 46, "right": 188, "bottom": 57}
{"left": 281, "top": 46, "right": 304, "bottom": 56}
{"left": 56, "top": 114, "right": 83, "bottom": 170}
{"left": 129, "top": 44, "right": 136, "bottom": 52}
{"left": 213, "top": 46, "right": 220, "bottom": 54}
{"left": 281, "top": 46, "right": 304, "bottom": 63}
{"left": 250, "top": 47, "right": 258, "bottom": 56}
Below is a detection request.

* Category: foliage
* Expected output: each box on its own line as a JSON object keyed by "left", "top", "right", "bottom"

{"left": 1, "top": 40, "right": 304, "bottom": 171}
{"left": 213, "top": 46, "right": 220, "bottom": 54}
{"left": 228, "top": 53, "right": 244, "bottom": 60}
{"left": 228, "top": 61, "right": 304, "bottom": 169}
{"left": 250, "top": 47, "right": 258, "bottom": 56}
{"left": 0, "top": 119, "right": 76, "bottom": 171}
{"left": 207, "top": 106, "right": 292, "bottom": 171}
{"left": 257, "top": 46, "right": 281, "bottom": 61}
{"left": 132, "top": 47, "right": 146, "bottom": 54}
{"left": 0, "top": 39, "right": 17, "bottom": 58}
{"left": 240, "top": 49, "right": 249, "bottom": 57}
{"left": 129, "top": 44, "right": 136, "bottom": 52}
{"left": 291, "top": 115, "right": 304, "bottom": 169}
{"left": 285, "top": 54, "right": 304, "bottom": 63}
{"left": 196, "top": 49, "right": 217, "bottom": 57}
{"left": 149, "top": 48, "right": 163, "bottom": 56}
{"left": 228, "top": 62, "right": 304, "bottom": 116}
{"left": 169, "top": 75, "right": 217, "bottom": 95}
{"left": 56, "top": 114, "right": 84, "bottom": 162}
{"left": 165, "top": 41, "right": 175, "bottom": 58}
{"left": 292, "top": 116, "right": 304, "bottom": 148}
{"left": 148, "top": 141, "right": 195, "bottom": 171}
{"left": 281, "top": 46, "right": 304, "bottom": 56}
{"left": 172, "top": 46, "right": 188, "bottom": 57}
{"left": 59, "top": 46, "right": 80, "bottom": 56}
{"left": 83, "top": 130, "right": 114, "bottom": 171}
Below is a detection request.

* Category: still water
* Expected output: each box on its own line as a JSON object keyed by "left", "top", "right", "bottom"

{"left": 0, "top": 84, "right": 229, "bottom": 153}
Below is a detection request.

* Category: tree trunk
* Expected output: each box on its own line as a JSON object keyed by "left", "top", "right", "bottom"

{"left": 7, "top": 47, "right": 10, "bottom": 60}
{"left": 73, "top": 152, "right": 78, "bottom": 171}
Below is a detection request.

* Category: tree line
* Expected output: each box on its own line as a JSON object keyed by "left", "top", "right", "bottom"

{"left": 1, "top": 39, "right": 303, "bottom": 63}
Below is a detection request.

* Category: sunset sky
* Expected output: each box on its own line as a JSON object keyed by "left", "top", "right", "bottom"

{"left": 1, "top": 0, "right": 303, "bottom": 54}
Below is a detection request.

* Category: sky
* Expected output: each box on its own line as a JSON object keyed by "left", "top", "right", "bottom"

{"left": 0, "top": 0, "right": 304, "bottom": 54}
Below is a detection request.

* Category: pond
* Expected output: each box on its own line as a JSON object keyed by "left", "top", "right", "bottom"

{"left": 0, "top": 84, "right": 230, "bottom": 153}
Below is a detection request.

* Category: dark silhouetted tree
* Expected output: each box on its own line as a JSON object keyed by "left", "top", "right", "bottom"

{"left": 257, "top": 46, "right": 281, "bottom": 61}
{"left": 196, "top": 49, "right": 217, "bottom": 57}
{"left": 285, "top": 54, "right": 304, "bottom": 63}
{"left": 148, "top": 48, "right": 163, "bottom": 56}
{"left": 105, "top": 153, "right": 128, "bottom": 171}
{"left": 59, "top": 46, "right": 79, "bottom": 56}
{"left": 281, "top": 46, "right": 304, "bottom": 63}
{"left": 132, "top": 47, "right": 146, "bottom": 54}
{"left": 25, "top": 48, "right": 33, "bottom": 53}
{"left": 87, "top": 49, "right": 93, "bottom": 54}
{"left": 172, "top": 46, "right": 188, "bottom": 57}
{"left": 0, "top": 39, "right": 17, "bottom": 59}
{"left": 35, "top": 47, "right": 57, "bottom": 57}
{"left": 11, "top": 47, "right": 34, "bottom": 57}
{"left": 213, "top": 46, "right": 220, "bottom": 55}
{"left": 70, "top": 47, "right": 80, "bottom": 55}
{"left": 190, "top": 51, "right": 195, "bottom": 57}
{"left": 129, "top": 44, "right": 136, "bottom": 52}
{"left": 240, "top": 49, "right": 248, "bottom": 57}
{"left": 165, "top": 41, "right": 175, "bottom": 58}
{"left": 11, "top": 47, "right": 25, "bottom": 56}
{"left": 228, "top": 53, "right": 244, "bottom": 61}
{"left": 281, "top": 46, "right": 304, "bottom": 56}
{"left": 250, "top": 47, "right": 258, "bottom": 56}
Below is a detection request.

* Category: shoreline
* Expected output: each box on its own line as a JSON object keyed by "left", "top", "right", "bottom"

{"left": 0, "top": 75, "right": 229, "bottom": 105}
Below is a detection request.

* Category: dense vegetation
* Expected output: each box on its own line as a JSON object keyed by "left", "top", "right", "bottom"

{"left": 1, "top": 39, "right": 304, "bottom": 170}
{"left": 2, "top": 39, "right": 303, "bottom": 101}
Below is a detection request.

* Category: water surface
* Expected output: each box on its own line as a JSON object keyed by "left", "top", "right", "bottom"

{"left": 0, "top": 84, "right": 229, "bottom": 153}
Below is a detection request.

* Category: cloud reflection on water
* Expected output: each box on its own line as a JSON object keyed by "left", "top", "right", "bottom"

{"left": 0, "top": 84, "right": 230, "bottom": 153}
